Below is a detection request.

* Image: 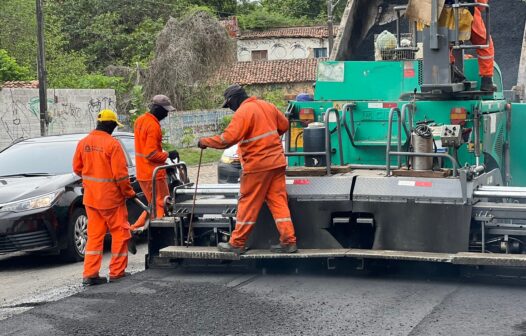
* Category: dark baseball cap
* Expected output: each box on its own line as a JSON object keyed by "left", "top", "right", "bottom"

{"left": 151, "top": 95, "right": 176, "bottom": 112}
{"left": 221, "top": 84, "right": 246, "bottom": 108}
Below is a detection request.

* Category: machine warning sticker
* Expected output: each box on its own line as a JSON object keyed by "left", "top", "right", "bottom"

{"left": 398, "top": 181, "right": 433, "bottom": 187}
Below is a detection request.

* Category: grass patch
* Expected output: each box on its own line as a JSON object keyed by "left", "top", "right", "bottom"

{"left": 178, "top": 147, "right": 223, "bottom": 166}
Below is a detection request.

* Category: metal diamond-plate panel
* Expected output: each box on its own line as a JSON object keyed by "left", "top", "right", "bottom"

{"left": 286, "top": 176, "right": 354, "bottom": 200}
{"left": 352, "top": 176, "right": 464, "bottom": 203}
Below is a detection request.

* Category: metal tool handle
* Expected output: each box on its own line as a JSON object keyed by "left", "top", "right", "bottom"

{"left": 133, "top": 196, "right": 151, "bottom": 232}
{"left": 186, "top": 148, "right": 204, "bottom": 247}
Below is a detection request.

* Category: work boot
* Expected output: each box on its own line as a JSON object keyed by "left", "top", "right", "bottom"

{"left": 217, "top": 242, "right": 246, "bottom": 255}
{"left": 82, "top": 276, "right": 107, "bottom": 286}
{"left": 270, "top": 243, "right": 298, "bottom": 253}
{"left": 109, "top": 272, "right": 131, "bottom": 282}
{"left": 480, "top": 76, "right": 497, "bottom": 92}
{"left": 127, "top": 235, "right": 137, "bottom": 255}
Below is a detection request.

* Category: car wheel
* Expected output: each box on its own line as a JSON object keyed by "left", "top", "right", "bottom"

{"left": 60, "top": 208, "right": 87, "bottom": 262}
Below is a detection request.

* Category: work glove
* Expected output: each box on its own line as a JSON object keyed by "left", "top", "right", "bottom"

{"left": 197, "top": 139, "right": 207, "bottom": 149}
{"left": 168, "top": 150, "right": 179, "bottom": 162}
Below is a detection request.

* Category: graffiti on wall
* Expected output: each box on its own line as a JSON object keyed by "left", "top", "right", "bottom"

{"left": 0, "top": 89, "right": 116, "bottom": 149}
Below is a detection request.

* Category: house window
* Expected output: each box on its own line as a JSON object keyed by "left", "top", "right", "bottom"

{"left": 251, "top": 50, "right": 268, "bottom": 61}
{"left": 314, "top": 48, "right": 328, "bottom": 58}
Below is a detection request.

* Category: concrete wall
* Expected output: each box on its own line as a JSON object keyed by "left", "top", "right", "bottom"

{"left": 166, "top": 108, "right": 234, "bottom": 147}
{"left": 237, "top": 37, "right": 329, "bottom": 61}
{"left": 0, "top": 88, "right": 116, "bottom": 150}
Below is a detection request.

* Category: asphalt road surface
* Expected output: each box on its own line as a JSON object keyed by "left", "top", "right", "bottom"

{"left": 2, "top": 259, "right": 526, "bottom": 336}
{"left": 3, "top": 165, "right": 526, "bottom": 335}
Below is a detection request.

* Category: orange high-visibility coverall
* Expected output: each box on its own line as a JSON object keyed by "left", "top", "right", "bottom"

{"left": 200, "top": 97, "right": 297, "bottom": 248}
{"left": 73, "top": 130, "right": 135, "bottom": 278}
{"left": 471, "top": 0, "right": 494, "bottom": 76}
{"left": 132, "top": 112, "right": 170, "bottom": 230}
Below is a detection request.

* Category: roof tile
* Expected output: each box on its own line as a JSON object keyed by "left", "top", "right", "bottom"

{"left": 0, "top": 80, "right": 39, "bottom": 89}
{"left": 216, "top": 58, "right": 323, "bottom": 85}
{"left": 239, "top": 26, "right": 337, "bottom": 40}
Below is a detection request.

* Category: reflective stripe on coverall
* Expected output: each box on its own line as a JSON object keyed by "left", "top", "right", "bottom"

{"left": 133, "top": 112, "right": 170, "bottom": 229}
{"left": 200, "top": 97, "right": 297, "bottom": 248}
{"left": 72, "top": 130, "right": 135, "bottom": 278}
{"left": 471, "top": 0, "right": 494, "bottom": 76}
{"left": 84, "top": 205, "right": 131, "bottom": 278}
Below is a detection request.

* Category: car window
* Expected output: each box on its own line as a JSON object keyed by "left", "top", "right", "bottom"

{"left": 117, "top": 136, "right": 136, "bottom": 166}
{"left": 0, "top": 141, "right": 77, "bottom": 176}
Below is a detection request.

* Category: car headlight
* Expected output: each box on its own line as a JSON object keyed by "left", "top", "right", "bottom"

{"left": 0, "top": 190, "right": 63, "bottom": 213}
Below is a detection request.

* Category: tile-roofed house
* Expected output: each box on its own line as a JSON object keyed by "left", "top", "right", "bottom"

{"left": 0, "top": 80, "right": 39, "bottom": 89}
{"left": 217, "top": 58, "right": 321, "bottom": 86}
{"left": 238, "top": 26, "right": 337, "bottom": 40}
{"left": 234, "top": 25, "right": 336, "bottom": 62}
{"left": 215, "top": 58, "right": 322, "bottom": 98}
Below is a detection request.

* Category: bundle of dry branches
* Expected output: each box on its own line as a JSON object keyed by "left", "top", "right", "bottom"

{"left": 145, "top": 11, "right": 236, "bottom": 110}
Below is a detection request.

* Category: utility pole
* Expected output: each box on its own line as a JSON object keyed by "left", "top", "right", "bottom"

{"left": 36, "top": 0, "right": 48, "bottom": 136}
{"left": 327, "top": 0, "right": 341, "bottom": 57}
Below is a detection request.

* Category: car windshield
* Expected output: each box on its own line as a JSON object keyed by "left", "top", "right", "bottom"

{"left": 0, "top": 140, "right": 78, "bottom": 176}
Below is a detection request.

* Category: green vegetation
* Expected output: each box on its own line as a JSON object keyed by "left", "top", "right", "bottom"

{"left": 179, "top": 147, "right": 223, "bottom": 166}
{"left": 0, "top": 0, "right": 341, "bottom": 109}
{"left": 0, "top": 49, "right": 31, "bottom": 82}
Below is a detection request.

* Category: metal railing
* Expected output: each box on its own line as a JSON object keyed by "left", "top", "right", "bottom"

{"left": 151, "top": 163, "right": 189, "bottom": 218}
{"left": 452, "top": 1, "right": 490, "bottom": 50}
{"left": 285, "top": 107, "right": 344, "bottom": 176}
{"left": 385, "top": 107, "right": 459, "bottom": 177}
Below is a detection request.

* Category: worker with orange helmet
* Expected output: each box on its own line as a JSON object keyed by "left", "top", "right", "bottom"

{"left": 73, "top": 109, "right": 136, "bottom": 286}
{"left": 131, "top": 95, "right": 178, "bottom": 231}
{"left": 198, "top": 85, "right": 297, "bottom": 254}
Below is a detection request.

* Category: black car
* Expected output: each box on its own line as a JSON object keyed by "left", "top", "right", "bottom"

{"left": 0, "top": 132, "right": 151, "bottom": 261}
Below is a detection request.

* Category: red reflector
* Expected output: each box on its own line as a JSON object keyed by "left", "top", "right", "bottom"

{"left": 403, "top": 61, "right": 415, "bottom": 78}
{"left": 383, "top": 103, "right": 398, "bottom": 108}
{"left": 404, "top": 69, "right": 415, "bottom": 78}
{"left": 450, "top": 107, "right": 467, "bottom": 126}
{"left": 293, "top": 179, "right": 310, "bottom": 185}
{"left": 415, "top": 181, "right": 432, "bottom": 187}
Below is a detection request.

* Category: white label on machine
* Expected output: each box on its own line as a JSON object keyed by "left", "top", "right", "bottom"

{"left": 368, "top": 103, "right": 383, "bottom": 109}
{"left": 286, "top": 180, "right": 294, "bottom": 185}
{"left": 398, "top": 181, "right": 416, "bottom": 186}
{"left": 490, "top": 114, "right": 497, "bottom": 134}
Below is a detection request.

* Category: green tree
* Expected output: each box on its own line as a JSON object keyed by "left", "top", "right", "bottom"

{"left": 0, "top": 0, "right": 37, "bottom": 71}
{"left": 0, "top": 49, "right": 32, "bottom": 82}
{"left": 237, "top": 8, "right": 310, "bottom": 30}
{"left": 261, "top": 0, "right": 325, "bottom": 20}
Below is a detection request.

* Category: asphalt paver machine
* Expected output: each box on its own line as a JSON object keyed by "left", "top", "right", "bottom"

{"left": 147, "top": 0, "right": 526, "bottom": 268}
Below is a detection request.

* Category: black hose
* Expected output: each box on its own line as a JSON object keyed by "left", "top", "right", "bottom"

{"left": 414, "top": 124, "right": 432, "bottom": 138}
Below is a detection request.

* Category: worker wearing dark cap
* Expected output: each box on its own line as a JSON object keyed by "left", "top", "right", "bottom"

{"left": 198, "top": 85, "right": 297, "bottom": 254}
{"left": 131, "top": 95, "right": 179, "bottom": 231}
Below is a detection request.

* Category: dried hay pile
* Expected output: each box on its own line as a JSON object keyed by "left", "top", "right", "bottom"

{"left": 145, "top": 11, "right": 235, "bottom": 110}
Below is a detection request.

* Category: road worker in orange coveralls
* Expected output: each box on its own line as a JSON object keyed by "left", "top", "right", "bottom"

{"left": 448, "top": 0, "right": 496, "bottom": 91}
{"left": 131, "top": 95, "right": 179, "bottom": 232}
{"left": 470, "top": 0, "right": 496, "bottom": 91}
{"left": 73, "top": 109, "right": 136, "bottom": 286}
{"left": 198, "top": 85, "right": 297, "bottom": 254}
